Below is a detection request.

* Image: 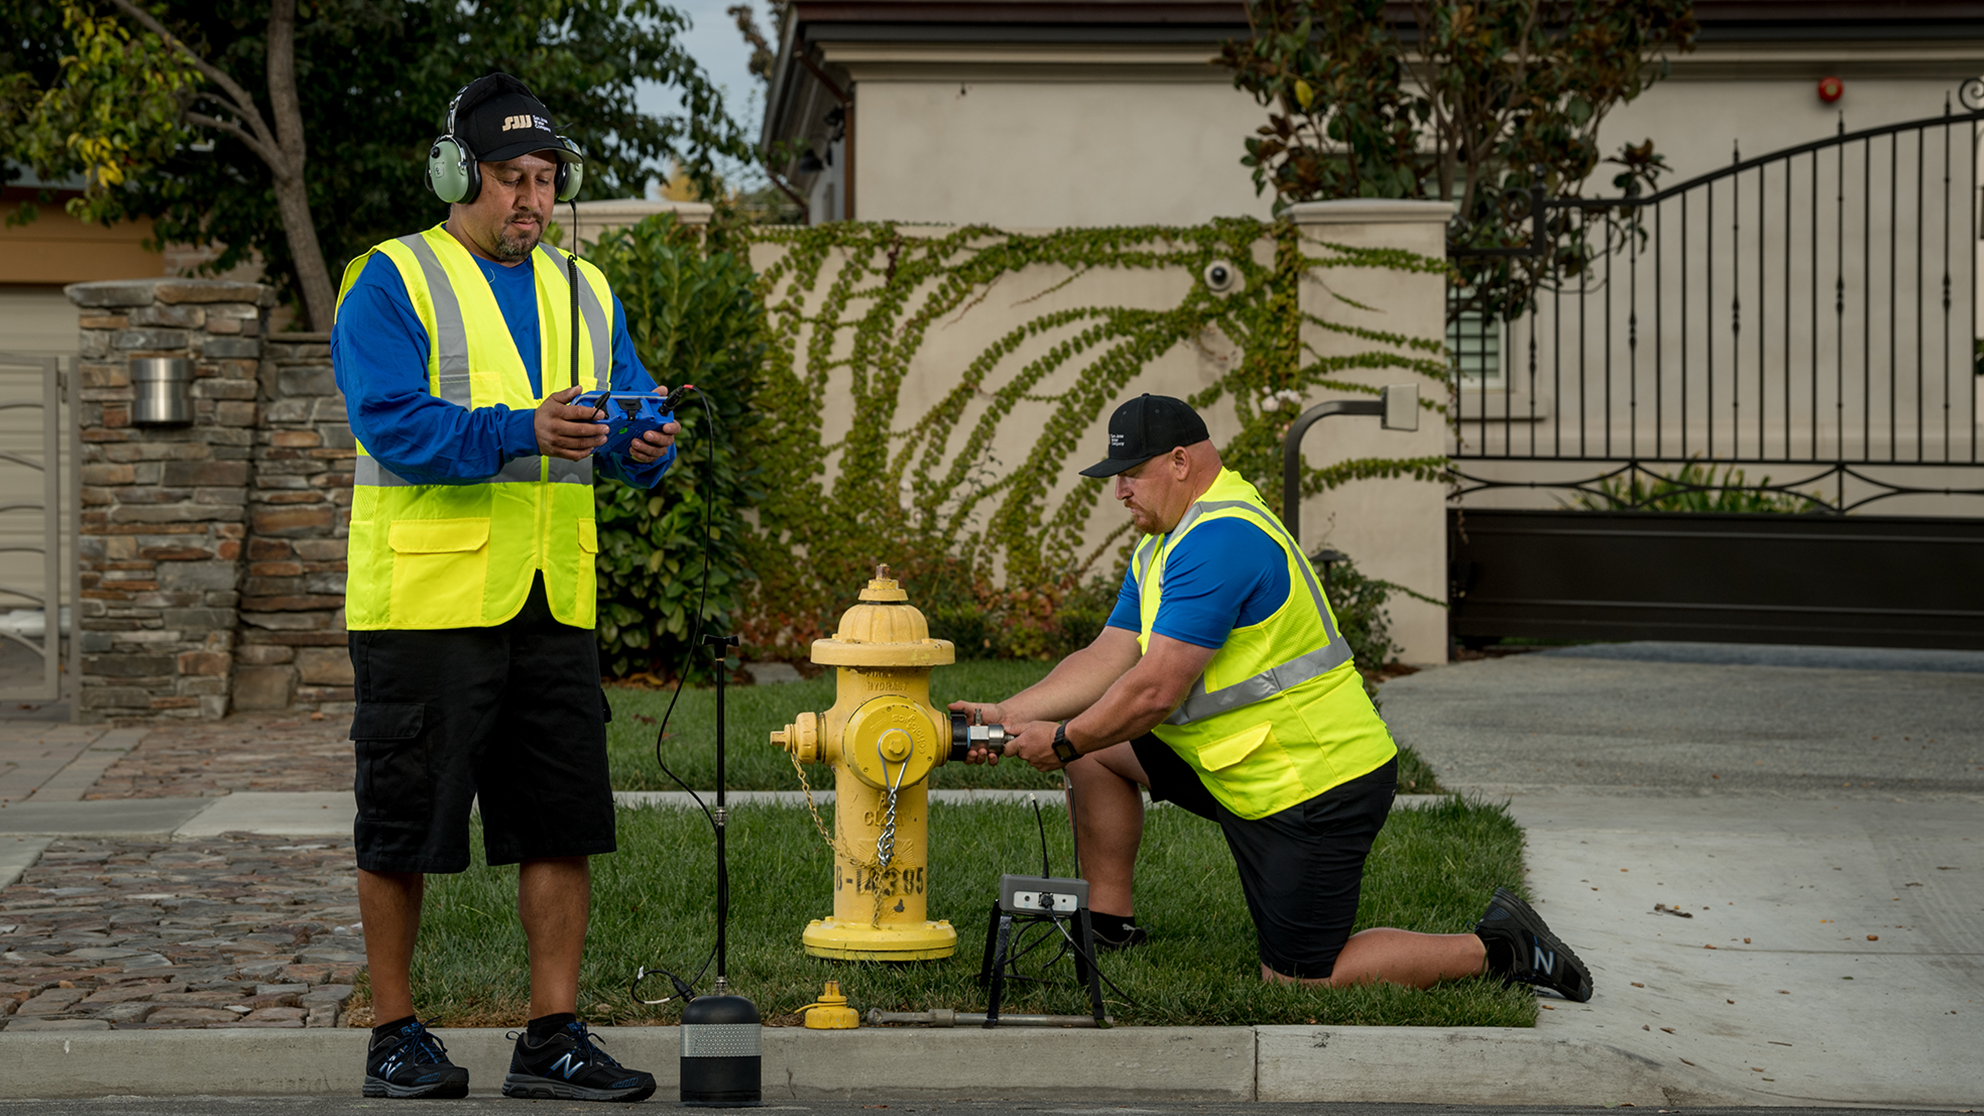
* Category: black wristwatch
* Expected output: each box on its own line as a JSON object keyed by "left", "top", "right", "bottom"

{"left": 1050, "top": 722, "right": 1079, "bottom": 763}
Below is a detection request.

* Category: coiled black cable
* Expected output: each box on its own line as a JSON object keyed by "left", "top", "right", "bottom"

{"left": 629, "top": 386, "right": 724, "bottom": 1006}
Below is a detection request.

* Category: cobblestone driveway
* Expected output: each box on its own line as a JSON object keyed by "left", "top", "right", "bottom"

{"left": 2, "top": 714, "right": 366, "bottom": 1031}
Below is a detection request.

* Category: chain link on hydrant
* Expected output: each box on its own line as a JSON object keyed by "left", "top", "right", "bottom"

{"left": 769, "top": 565, "right": 960, "bottom": 960}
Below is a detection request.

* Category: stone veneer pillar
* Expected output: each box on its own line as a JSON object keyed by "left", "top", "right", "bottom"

{"left": 235, "top": 332, "right": 354, "bottom": 713}
{"left": 65, "top": 279, "right": 270, "bottom": 721}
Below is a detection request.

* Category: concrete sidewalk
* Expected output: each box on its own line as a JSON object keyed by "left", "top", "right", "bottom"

{"left": 1381, "top": 644, "right": 1984, "bottom": 1109}
{"left": 2, "top": 643, "right": 1979, "bottom": 1105}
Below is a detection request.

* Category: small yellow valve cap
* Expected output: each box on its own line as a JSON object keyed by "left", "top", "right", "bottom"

{"left": 803, "top": 980, "right": 860, "bottom": 1029}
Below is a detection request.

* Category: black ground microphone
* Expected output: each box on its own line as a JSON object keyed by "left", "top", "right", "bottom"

{"left": 679, "top": 633, "right": 762, "bottom": 1108}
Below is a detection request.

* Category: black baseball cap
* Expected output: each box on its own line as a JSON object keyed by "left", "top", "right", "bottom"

{"left": 453, "top": 73, "right": 582, "bottom": 165}
{"left": 1078, "top": 394, "right": 1211, "bottom": 478}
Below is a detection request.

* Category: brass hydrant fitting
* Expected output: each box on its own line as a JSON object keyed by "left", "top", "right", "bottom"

{"left": 769, "top": 565, "right": 958, "bottom": 961}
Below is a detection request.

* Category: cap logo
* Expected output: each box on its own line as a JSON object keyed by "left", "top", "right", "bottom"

{"left": 1109, "top": 433, "right": 1125, "bottom": 447}
{"left": 502, "top": 114, "right": 550, "bottom": 132}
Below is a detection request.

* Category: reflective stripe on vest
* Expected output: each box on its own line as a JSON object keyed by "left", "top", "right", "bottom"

{"left": 353, "top": 455, "right": 595, "bottom": 487}
{"left": 398, "top": 234, "right": 473, "bottom": 405}
{"left": 1148, "top": 497, "right": 1352, "bottom": 727}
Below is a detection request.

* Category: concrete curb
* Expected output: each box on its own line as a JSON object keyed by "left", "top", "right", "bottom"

{"left": 0, "top": 1023, "right": 1743, "bottom": 1104}
{"left": 0, "top": 835, "right": 52, "bottom": 890}
{"left": 1255, "top": 1025, "right": 1745, "bottom": 1106}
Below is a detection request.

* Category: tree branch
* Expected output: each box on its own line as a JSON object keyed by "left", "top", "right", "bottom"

{"left": 265, "top": 0, "right": 303, "bottom": 173}
{"left": 103, "top": 0, "right": 277, "bottom": 157}
{"left": 184, "top": 109, "right": 278, "bottom": 167}
{"left": 763, "top": 167, "right": 810, "bottom": 222}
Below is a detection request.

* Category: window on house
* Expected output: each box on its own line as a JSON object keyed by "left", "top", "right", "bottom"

{"left": 1447, "top": 304, "right": 1502, "bottom": 386}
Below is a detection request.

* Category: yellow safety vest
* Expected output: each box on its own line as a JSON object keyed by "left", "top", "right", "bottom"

{"left": 334, "top": 223, "right": 614, "bottom": 630}
{"left": 1135, "top": 468, "right": 1397, "bottom": 819}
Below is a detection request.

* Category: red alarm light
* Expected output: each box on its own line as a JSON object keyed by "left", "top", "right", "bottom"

{"left": 1818, "top": 76, "right": 1844, "bottom": 104}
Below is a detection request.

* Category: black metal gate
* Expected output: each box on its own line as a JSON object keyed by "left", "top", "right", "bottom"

{"left": 1446, "top": 86, "right": 1984, "bottom": 650}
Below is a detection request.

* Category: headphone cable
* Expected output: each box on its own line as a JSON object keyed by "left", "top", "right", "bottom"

{"left": 568, "top": 198, "right": 581, "bottom": 391}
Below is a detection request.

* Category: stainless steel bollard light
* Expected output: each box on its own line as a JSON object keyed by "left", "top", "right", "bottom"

{"left": 129, "top": 358, "right": 193, "bottom": 425}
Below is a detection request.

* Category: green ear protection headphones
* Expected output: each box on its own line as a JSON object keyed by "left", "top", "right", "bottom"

{"left": 426, "top": 84, "right": 586, "bottom": 205}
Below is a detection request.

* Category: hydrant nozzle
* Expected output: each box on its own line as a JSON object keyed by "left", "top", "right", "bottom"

{"left": 769, "top": 566, "right": 958, "bottom": 961}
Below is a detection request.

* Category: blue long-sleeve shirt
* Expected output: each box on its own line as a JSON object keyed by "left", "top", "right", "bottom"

{"left": 331, "top": 248, "right": 674, "bottom": 487}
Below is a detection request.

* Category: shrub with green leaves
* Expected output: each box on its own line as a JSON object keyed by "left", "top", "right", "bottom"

{"left": 1319, "top": 551, "right": 1405, "bottom": 672}
{"left": 587, "top": 214, "right": 766, "bottom": 678}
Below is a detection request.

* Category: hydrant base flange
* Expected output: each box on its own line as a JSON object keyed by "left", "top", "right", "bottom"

{"left": 802, "top": 917, "right": 957, "bottom": 961}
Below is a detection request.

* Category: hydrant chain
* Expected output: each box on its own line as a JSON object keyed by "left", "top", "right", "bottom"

{"left": 875, "top": 740, "right": 908, "bottom": 871}
{"left": 787, "top": 746, "right": 894, "bottom": 927}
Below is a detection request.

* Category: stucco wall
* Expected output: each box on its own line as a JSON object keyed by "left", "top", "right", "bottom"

{"left": 853, "top": 79, "right": 1274, "bottom": 227}
{"left": 1601, "top": 76, "right": 1972, "bottom": 186}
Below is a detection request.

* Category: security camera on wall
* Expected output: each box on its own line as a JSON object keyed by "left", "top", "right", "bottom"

{"left": 1203, "top": 260, "right": 1242, "bottom": 295}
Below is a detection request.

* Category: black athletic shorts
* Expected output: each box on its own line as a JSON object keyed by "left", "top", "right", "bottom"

{"left": 347, "top": 575, "right": 617, "bottom": 873}
{"left": 1132, "top": 733, "right": 1397, "bottom": 979}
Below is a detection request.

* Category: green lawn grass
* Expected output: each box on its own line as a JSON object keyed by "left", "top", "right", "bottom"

{"left": 383, "top": 795, "right": 1536, "bottom": 1029}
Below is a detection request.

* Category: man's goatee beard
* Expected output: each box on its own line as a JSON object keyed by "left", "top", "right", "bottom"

{"left": 494, "top": 223, "right": 540, "bottom": 261}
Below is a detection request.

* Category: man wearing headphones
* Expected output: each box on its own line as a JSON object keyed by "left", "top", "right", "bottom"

{"left": 330, "top": 73, "right": 669, "bottom": 1102}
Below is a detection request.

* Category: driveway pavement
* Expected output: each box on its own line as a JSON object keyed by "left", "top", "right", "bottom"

{"left": 1380, "top": 643, "right": 1984, "bottom": 1108}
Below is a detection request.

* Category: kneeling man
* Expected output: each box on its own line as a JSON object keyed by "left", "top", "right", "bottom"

{"left": 954, "top": 394, "right": 1590, "bottom": 998}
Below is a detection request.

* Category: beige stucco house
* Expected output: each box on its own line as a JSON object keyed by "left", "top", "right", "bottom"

{"left": 761, "top": 0, "right": 1984, "bottom": 227}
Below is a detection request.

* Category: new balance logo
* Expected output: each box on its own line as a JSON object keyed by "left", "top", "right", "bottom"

{"left": 1533, "top": 941, "right": 1556, "bottom": 974}
{"left": 551, "top": 1053, "right": 587, "bottom": 1081}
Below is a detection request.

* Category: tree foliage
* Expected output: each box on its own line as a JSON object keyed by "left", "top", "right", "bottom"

{"left": 1, "top": 0, "right": 753, "bottom": 328}
{"left": 1221, "top": 0, "right": 1698, "bottom": 318}
{"left": 0, "top": 3, "right": 200, "bottom": 218}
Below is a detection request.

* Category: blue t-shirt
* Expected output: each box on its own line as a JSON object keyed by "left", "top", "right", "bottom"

{"left": 1104, "top": 517, "right": 1292, "bottom": 648}
{"left": 331, "top": 248, "right": 673, "bottom": 487}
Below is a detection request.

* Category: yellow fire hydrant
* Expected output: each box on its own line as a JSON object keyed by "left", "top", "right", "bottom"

{"left": 770, "top": 565, "right": 958, "bottom": 961}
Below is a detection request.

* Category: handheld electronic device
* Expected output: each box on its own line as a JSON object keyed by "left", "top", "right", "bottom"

{"left": 574, "top": 388, "right": 689, "bottom": 458}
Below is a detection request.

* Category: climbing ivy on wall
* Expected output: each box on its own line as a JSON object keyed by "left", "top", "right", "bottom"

{"left": 720, "top": 216, "right": 1453, "bottom": 661}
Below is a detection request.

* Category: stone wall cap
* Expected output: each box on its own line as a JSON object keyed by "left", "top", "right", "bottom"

{"left": 1286, "top": 199, "right": 1455, "bottom": 226}
{"left": 571, "top": 198, "right": 714, "bottom": 247}
{"left": 574, "top": 198, "right": 713, "bottom": 219}
{"left": 67, "top": 278, "right": 276, "bottom": 308}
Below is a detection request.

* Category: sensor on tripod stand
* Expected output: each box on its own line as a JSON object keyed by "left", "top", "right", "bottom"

{"left": 1001, "top": 875, "right": 1087, "bottom": 914}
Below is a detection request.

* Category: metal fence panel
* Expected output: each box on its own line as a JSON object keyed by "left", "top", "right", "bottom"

{"left": 1449, "top": 95, "right": 1984, "bottom": 512}
{"left": 0, "top": 351, "right": 74, "bottom": 702}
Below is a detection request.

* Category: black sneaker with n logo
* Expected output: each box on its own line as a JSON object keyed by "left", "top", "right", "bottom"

{"left": 363, "top": 1018, "right": 470, "bottom": 1098}
{"left": 1475, "top": 887, "right": 1594, "bottom": 1002}
{"left": 503, "top": 1019, "right": 657, "bottom": 1102}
